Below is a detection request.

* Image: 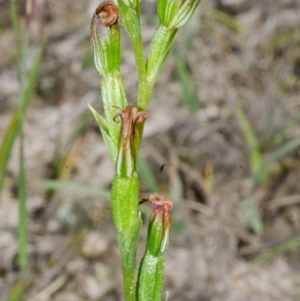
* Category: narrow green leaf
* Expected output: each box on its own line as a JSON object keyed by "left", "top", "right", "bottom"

{"left": 241, "top": 199, "right": 264, "bottom": 236}
{"left": 274, "top": 108, "right": 300, "bottom": 146}
{"left": 253, "top": 137, "right": 300, "bottom": 186}
{"left": 8, "top": 283, "right": 24, "bottom": 301}
{"left": 88, "top": 104, "right": 118, "bottom": 163}
{"left": 236, "top": 107, "right": 261, "bottom": 175}
{"left": 17, "top": 143, "right": 27, "bottom": 280}
{"left": 211, "top": 9, "right": 243, "bottom": 32}
{"left": 0, "top": 50, "right": 43, "bottom": 194}
{"left": 37, "top": 179, "right": 111, "bottom": 200}
{"left": 174, "top": 47, "right": 198, "bottom": 113}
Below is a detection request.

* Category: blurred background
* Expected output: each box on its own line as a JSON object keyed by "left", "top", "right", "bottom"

{"left": 0, "top": 0, "right": 300, "bottom": 300}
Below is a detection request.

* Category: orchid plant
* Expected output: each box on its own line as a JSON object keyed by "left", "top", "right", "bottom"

{"left": 89, "top": 0, "right": 201, "bottom": 300}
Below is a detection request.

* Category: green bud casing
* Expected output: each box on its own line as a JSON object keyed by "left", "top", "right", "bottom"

{"left": 91, "top": 2, "right": 121, "bottom": 76}
{"left": 158, "top": 0, "right": 201, "bottom": 29}
{"left": 90, "top": 2, "right": 129, "bottom": 157}
{"left": 137, "top": 195, "right": 173, "bottom": 301}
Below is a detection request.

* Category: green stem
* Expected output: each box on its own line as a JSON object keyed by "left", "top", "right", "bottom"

{"left": 18, "top": 133, "right": 27, "bottom": 282}
{"left": 136, "top": 26, "right": 178, "bottom": 150}
{"left": 146, "top": 25, "right": 177, "bottom": 89}
{"left": 112, "top": 175, "right": 142, "bottom": 301}
{"left": 117, "top": 4, "right": 151, "bottom": 112}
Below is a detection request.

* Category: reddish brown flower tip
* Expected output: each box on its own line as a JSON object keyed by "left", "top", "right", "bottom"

{"left": 140, "top": 194, "right": 173, "bottom": 230}
{"left": 95, "top": 2, "right": 119, "bottom": 27}
{"left": 113, "top": 105, "right": 147, "bottom": 177}
{"left": 140, "top": 194, "right": 173, "bottom": 254}
{"left": 140, "top": 194, "right": 173, "bottom": 210}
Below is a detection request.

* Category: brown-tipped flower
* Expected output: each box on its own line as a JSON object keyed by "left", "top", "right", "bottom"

{"left": 140, "top": 194, "right": 173, "bottom": 255}
{"left": 113, "top": 105, "right": 147, "bottom": 177}
{"left": 90, "top": 2, "right": 121, "bottom": 76}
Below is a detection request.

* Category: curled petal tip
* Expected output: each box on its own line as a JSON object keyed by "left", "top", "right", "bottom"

{"left": 95, "top": 2, "right": 119, "bottom": 27}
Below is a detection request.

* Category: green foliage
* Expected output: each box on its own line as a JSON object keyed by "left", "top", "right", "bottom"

{"left": 237, "top": 106, "right": 300, "bottom": 236}
{"left": 174, "top": 47, "right": 198, "bottom": 113}
{"left": 274, "top": 108, "right": 300, "bottom": 146}
{"left": 0, "top": 50, "right": 42, "bottom": 194}
{"left": 241, "top": 199, "right": 264, "bottom": 236}
{"left": 8, "top": 283, "right": 23, "bottom": 301}
{"left": 236, "top": 107, "right": 262, "bottom": 175}
{"left": 253, "top": 137, "right": 300, "bottom": 186}
{"left": 210, "top": 9, "right": 243, "bottom": 32}
{"left": 88, "top": 104, "right": 119, "bottom": 163}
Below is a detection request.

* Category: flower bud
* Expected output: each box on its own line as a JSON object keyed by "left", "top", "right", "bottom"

{"left": 113, "top": 106, "right": 147, "bottom": 177}
{"left": 90, "top": 2, "right": 121, "bottom": 76}
{"left": 137, "top": 195, "right": 173, "bottom": 301}
{"left": 141, "top": 194, "right": 173, "bottom": 255}
{"left": 158, "top": 0, "right": 201, "bottom": 29}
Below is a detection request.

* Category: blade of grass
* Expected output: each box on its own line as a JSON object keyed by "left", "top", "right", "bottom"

{"left": 244, "top": 235, "right": 300, "bottom": 275}
{"left": 271, "top": 28, "right": 296, "bottom": 49}
{"left": 8, "top": 283, "right": 24, "bottom": 301}
{"left": 259, "top": 97, "right": 280, "bottom": 148}
{"left": 211, "top": 9, "right": 243, "bottom": 32}
{"left": 274, "top": 108, "right": 300, "bottom": 146}
{"left": 174, "top": 47, "right": 198, "bottom": 114}
{"left": 236, "top": 107, "right": 261, "bottom": 175}
{"left": 37, "top": 179, "right": 111, "bottom": 200}
{"left": 0, "top": 49, "right": 43, "bottom": 195}
{"left": 253, "top": 137, "right": 300, "bottom": 186}
{"left": 16, "top": 24, "right": 30, "bottom": 291}
{"left": 241, "top": 199, "right": 264, "bottom": 236}
{"left": 17, "top": 134, "right": 27, "bottom": 281}
{"left": 138, "top": 156, "right": 159, "bottom": 192}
